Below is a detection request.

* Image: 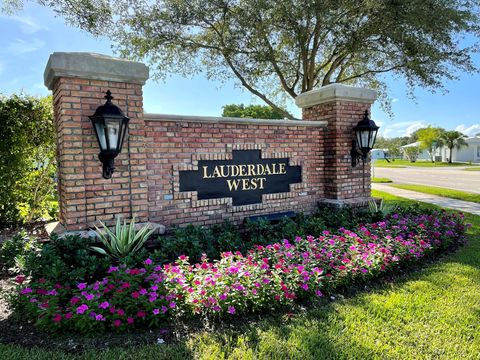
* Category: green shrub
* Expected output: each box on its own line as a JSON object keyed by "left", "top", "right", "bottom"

{"left": 0, "top": 231, "right": 40, "bottom": 273}
{"left": 24, "top": 234, "right": 110, "bottom": 286}
{"left": 0, "top": 93, "right": 57, "bottom": 227}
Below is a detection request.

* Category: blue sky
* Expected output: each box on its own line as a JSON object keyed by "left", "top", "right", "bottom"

{"left": 1, "top": 2, "right": 479, "bottom": 138}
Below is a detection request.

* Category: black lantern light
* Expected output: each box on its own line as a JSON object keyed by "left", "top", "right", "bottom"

{"left": 89, "top": 90, "right": 129, "bottom": 179}
{"left": 351, "top": 110, "right": 379, "bottom": 167}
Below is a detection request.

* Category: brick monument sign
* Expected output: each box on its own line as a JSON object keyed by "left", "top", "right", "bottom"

{"left": 44, "top": 52, "right": 377, "bottom": 232}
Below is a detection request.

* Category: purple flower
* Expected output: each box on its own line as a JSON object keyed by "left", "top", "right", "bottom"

{"left": 76, "top": 304, "right": 89, "bottom": 314}
{"left": 228, "top": 306, "right": 236, "bottom": 314}
{"left": 169, "top": 302, "right": 176, "bottom": 309}
{"left": 145, "top": 258, "right": 153, "bottom": 265}
{"left": 99, "top": 301, "right": 110, "bottom": 309}
{"left": 107, "top": 266, "right": 119, "bottom": 273}
{"left": 153, "top": 308, "right": 160, "bottom": 315}
{"left": 95, "top": 314, "right": 105, "bottom": 321}
{"left": 77, "top": 283, "right": 87, "bottom": 290}
{"left": 21, "top": 287, "right": 32, "bottom": 295}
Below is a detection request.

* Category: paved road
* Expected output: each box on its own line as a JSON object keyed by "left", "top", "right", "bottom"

{"left": 372, "top": 183, "right": 480, "bottom": 215}
{"left": 373, "top": 166, "right": 480, "bottom": 194}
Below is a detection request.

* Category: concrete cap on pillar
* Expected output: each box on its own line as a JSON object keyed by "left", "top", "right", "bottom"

{"left": 44, "top": 52, "right": 149, "bottom": 90}
{"left": 295, "top": 83, "right": 377, "bottom": 109}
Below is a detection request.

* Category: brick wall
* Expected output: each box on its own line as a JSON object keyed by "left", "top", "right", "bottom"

{"left": 51, "top": 77, "right": 148, "bottom": 230}
{"left": 143, "top": 116, "right": 325, "bottom": 227}
{"left": 302, "top": 100, "right": 372, "bottom": 201}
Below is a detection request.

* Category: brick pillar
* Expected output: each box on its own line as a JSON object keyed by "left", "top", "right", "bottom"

{"left": 295, "top": 84, "right": 377, "bottom": 207}
{"left": 44, "top": 52, "right": 149, "bottom": 230}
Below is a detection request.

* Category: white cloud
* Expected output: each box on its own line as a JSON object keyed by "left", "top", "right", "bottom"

{"left": 380, "top": 121, "right": 428, "bottom": 138}
{"left": 6, "top": 38, "right": 45, "bottom": 55}
{"left": 391, "top": 98, "right": 399, "bottom": 103}
{"left": 455, "top": 124, "right": 480, "bottom": 137}
{"left": 1, "top": 15, "right": 48, "bottom": 34}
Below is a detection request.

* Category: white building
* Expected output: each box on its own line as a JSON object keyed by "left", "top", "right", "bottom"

{"left": 400, "top": 142, "right": 434, "bottom": 161}
{"left": 440, "top": 136, "right": 480, "bottom": 163}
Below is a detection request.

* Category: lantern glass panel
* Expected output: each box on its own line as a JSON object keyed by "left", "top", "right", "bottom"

{"left": 105, "top": 118, "right": 121, "bottom": 151}
{"left": 94, "top": 121, "right": 107, "bottom": 151}
{"left": 359, "top": 130, "right": 369, "bottom": 149}
{"left": 368, "top": 129, "right": 378, "bottom": 148}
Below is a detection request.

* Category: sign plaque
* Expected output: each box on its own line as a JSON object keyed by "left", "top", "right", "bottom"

{"left": 179, "top": 150, "right": 301, "bottom": 206}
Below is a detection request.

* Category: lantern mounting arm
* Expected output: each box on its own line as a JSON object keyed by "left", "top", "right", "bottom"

{"left": 351, "top": 139, "right": 367, "bottom": 167}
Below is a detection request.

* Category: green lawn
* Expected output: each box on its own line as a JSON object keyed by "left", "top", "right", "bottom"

{"left": 371, "top": 177, "right": 392, "bottom": 183}
{"left": 464, "top": 167, "right": 480, "bottom": 171}
{"left": 1, "top": 192, "right": 479, "bottom": 359}
{"left": 374, "top": 159, "right": 471, "bottom": 168}
{"left": 390, "top": 184, "right": 480, "bottom": 204}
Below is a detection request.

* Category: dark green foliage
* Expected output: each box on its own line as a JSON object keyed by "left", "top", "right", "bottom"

{"left": 0, "top": 94, "right": 57, "bottom": 227}
{"left": 0, "top": 231, "right": 39, "bottom": 273}
{"left": 24, "top": 234, "right": 110, "bottom": 286}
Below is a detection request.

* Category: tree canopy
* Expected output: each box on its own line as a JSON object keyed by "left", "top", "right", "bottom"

{"left": 5, "top": 1, "right": 480, "bottom": 118}
{"left": 416, "top": 126, "right": 446, "bottom": 162}
{"left": 222, "top": 103, "right": 283, "bottom": 119}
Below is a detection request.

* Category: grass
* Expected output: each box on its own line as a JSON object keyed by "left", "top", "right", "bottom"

{"left": 1, "top": 192, "right": 479, "bottom": 359}
{"left": 464, "top": 166, "right": 480, "bottom": 171}
{"left": 371, "top": 177, "right": 392, "bottom": 183}
{"left": 390, "top": 184, "right": 480, "bottom": 204}
{"left": 374, "top": 159, "right": 471, "bottom": 168}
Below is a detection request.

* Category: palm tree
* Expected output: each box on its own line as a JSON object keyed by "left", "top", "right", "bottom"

{"left": 440, "top": 131, "right": 468, "bottom": 163}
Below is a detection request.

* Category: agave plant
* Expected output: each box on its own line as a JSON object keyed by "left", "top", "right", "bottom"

{"left": 368, "top": 199, "right": 396, "bottom": 217}
{"left": 90, "top": 217, "right": 155, "bottom": 260}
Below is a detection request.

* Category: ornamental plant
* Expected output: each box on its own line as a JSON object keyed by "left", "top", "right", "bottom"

{"left": 91, "top": 217, "right": 156, "bottom": 260}
{"left": 13, "top": 211, "right": 467, "bottom": 334}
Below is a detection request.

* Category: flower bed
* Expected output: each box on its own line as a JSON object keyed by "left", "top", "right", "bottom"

{"left": 13, "top": 211, "right": 467, "bottom": 333}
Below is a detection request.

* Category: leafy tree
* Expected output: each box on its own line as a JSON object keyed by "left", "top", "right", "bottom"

{"left": 439, "top": 130, "right": 468, "bottom": 163}
{"left": 0, "top": 94, "right": 57, "bottom": 227}
{"left": 416, "top": 127, "right": 445, "bottom": 162}
{"left": 222, "top": 104, "right": 283, "bottom": 119}
{"left": 374, "top": 136, "right": 409, "bottom": 160}
{"left": 403, "top": 145, "right": 421, "bottom": 162}
{"left": 5, "top": 0, "right": 480, "bottom": 119}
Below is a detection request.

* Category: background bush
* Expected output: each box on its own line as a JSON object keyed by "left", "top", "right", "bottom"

{"left": 0, "top": 93, "right": 57, "bottom": 227}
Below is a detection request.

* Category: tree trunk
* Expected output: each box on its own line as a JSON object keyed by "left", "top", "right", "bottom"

{"left": 449, "top": 146, "right": 453, "bottom": 163}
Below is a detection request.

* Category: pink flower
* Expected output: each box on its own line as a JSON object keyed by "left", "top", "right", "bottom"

{"left": 113, "top": 319, "right": 122, "bottom": 327}
{"left": 127, "top": 317, "right": 134, "bottom": 324}
{"left": 117, "top": 309, "right": 125, "bottom": 316}
{"left": 53, "top": 314, "right": 62, "bottom": 323}
{"left": 15, "top": 275, "right": 25, "bottom": 284}
{"left": 65, "top": 312, "right": 72, "bottom": 319}
{"left": 131, "top": 291, "right": 140, "bottom": 299}
{"left": 137, "top": 310, "right": 146, "bottom": 318}
{"left": 144, "top": 258, "right": 153, "bottom": 265}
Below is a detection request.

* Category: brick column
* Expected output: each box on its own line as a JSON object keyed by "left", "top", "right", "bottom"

{"left": 44, "top": 52, "right": 149, "bottom": 230}
{"left": 295, "top": 84, "right": 377, "bottom": 207}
